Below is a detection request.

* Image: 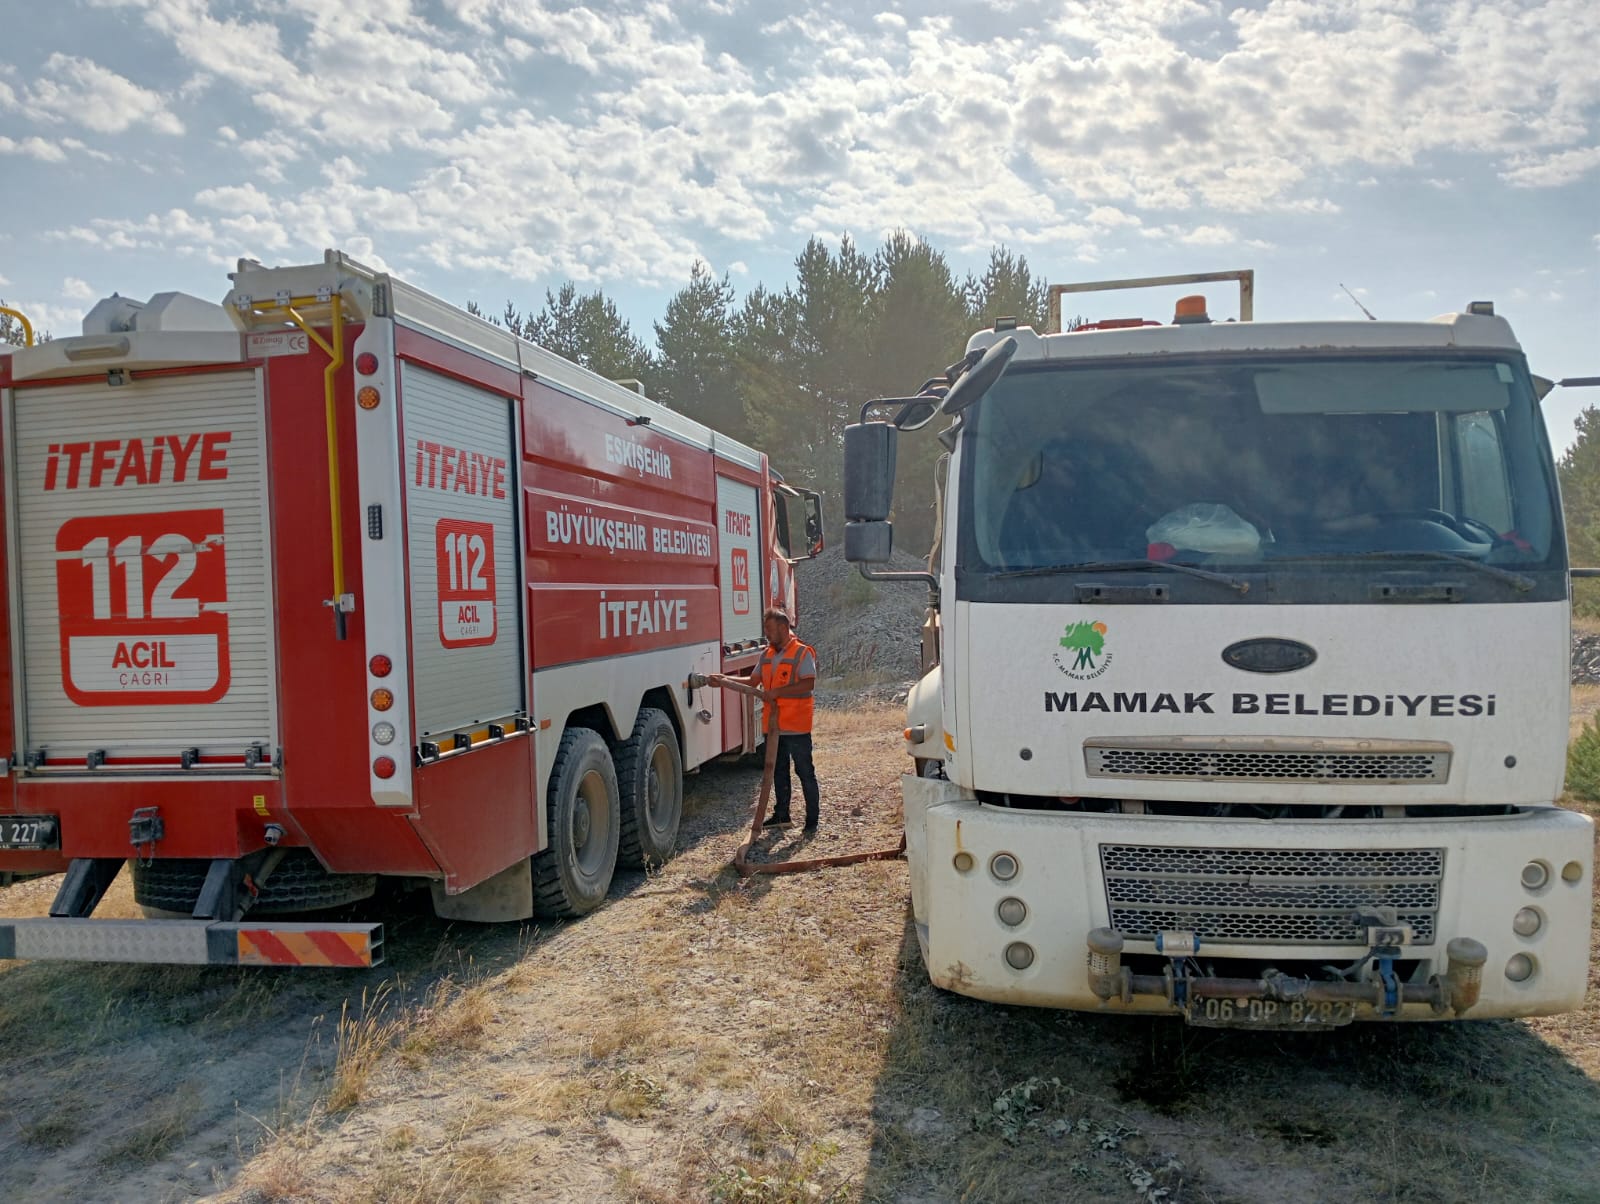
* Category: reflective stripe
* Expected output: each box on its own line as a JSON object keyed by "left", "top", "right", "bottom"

{"left": 0, "top": 918, "right": 382, "bottom": 966}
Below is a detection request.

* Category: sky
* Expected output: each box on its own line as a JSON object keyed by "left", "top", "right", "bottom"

{"left": 1, "top": 0, "right": 1597, "bottom": 447}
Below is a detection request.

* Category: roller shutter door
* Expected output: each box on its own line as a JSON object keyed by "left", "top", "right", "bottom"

{"left": 400, "top": 364, "right": 523, "bottom": 738}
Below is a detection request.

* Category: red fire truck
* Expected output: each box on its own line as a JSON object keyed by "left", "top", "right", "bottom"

{"left": 0, "top": 251, "right": 822, "bottom": 967}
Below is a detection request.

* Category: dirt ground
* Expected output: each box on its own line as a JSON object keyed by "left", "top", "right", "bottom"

{"left": 2, "top": 704, "right": 1599, "bottom": 1204}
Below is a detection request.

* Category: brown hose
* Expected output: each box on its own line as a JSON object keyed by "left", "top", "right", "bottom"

{"left": 703, "top": 675, "right": 906, "bottom": 878}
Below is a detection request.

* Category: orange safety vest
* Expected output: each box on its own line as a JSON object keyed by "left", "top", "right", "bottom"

{"left": 757, "top": 635, "right": 817, "bottom": 734}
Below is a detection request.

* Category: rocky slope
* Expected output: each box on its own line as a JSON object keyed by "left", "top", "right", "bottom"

{"left": 792, "top": 548, "right": 930, "bottom": 690}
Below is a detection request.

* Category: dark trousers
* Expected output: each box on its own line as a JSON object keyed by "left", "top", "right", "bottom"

{"left": 773, "top": 733, "right": 820, "bottom": 826}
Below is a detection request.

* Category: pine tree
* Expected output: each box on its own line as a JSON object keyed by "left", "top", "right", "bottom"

{"left": 865, "top": 232, "right": 972, "bottom": 556}
{"left": 654, "top": 262, "right": 740, "bottom": 434}
{"left": 734, "top": 238, "right": 875, "bottom": 529}
{"left": 525, "top": 283, "right": 656, "bottom": 387}
{"left": 964, "top": 246, "right": 1050, "bottom": 331}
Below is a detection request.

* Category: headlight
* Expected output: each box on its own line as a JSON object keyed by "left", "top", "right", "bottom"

{"left": 1512, "top": 907, "right": 1542, "bottom": 938}
{"left": 1520, "top": 861, "right": 1549, "bottom": 891}
{"left": 1505, "top": 953, "right": 1535, "bottom": 982}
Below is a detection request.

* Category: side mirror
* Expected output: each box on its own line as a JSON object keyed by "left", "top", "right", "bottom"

{"left": 844, "top": 421, "right": 896, "bottom": 521}
{"left": 802, "top": 490, "right": 825, "bottom": 557}
{"left": 844, "top": 520, "right": 893, "bottom": 565}
{"left": 941, "top": 335, "right": 1017, "bottom": 415}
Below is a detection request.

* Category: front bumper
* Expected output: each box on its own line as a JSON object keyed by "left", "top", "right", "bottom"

{"left": 902, "top": 775, "right": 1593, "bottom": 1019}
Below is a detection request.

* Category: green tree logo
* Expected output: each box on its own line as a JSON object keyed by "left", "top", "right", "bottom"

{"left": 1059, "top": 620, "right": 1109, "bottom": 671}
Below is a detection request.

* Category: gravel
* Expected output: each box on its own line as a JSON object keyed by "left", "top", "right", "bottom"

{"left": 1573, "top": 633, "right": 1600, "bottom": 684}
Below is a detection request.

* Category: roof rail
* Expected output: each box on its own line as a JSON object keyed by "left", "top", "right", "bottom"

{"left": 1046, "top": 269, "right": 1254, "bottom": 333}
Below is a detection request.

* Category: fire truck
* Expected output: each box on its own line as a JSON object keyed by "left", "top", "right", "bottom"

{"left": 0, "top": 251, "right": 821, "bottom": 967}
{"left": 846, "top": 270, "right": 1594, "bottom": 1026}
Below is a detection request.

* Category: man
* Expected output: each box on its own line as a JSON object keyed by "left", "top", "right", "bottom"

{"left": 748, "top": 607, "right": 820, "bottom": 832}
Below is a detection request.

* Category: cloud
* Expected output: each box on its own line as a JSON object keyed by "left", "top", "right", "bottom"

{"left": 1085, "top": 206, "right": 1143, "bottom": 229}
{"left": 61, "top": 277, "right": 97, "bottom": 301}
{"left": 1138, "top": 223, "right": 1241, "bottom": 247}
{"left": 102, "top": 0, "right": 503, "bottom": 148}
{"left": 0, "top": 135, "right": 68, "bottom": 162}
{"left": 31, "top": 0, "right": 1600, "bottom": 293}
{"left": 60, "top": 137, "right": 114, "bottom": 163}
{"left": 1500, "top": 146, "right": 1600, "bottom": 188}
{"left": 55, "top": 208, "right": 221, "bottom": 257}
{"left": 20, "top": 54, "right": 183, "bottom": 135}
{"left": 7, "top": 301, "right": 90, "bottom": 339}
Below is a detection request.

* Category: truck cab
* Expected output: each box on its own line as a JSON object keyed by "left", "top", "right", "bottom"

{"left": 846, "top": 272, "right": 1593, "bottom": 1026}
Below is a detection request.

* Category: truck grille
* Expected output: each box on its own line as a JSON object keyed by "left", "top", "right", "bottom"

{"left": 1085, "top": 739, "right": 1449, "bottom": 784}
{"left": 1100, "top": 844, "right": 1444, "bottom": 946}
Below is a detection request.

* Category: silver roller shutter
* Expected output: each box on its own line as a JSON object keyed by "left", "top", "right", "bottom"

{"left": 400, "top": 363, "right": 523, "bottom": 738}
{"left": 9, "top": 371, "right": 275, "bottom": 765}
{"left": 716, "top": 476, "right": 761, "bottom": 646}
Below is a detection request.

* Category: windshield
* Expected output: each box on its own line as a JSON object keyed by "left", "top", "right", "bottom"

{"left": 960, "top": 354, "right": 1562, "bottom": 583}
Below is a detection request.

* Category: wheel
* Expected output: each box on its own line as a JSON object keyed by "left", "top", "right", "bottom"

{"left": 616, "top": 708, "right": 683, "bottom": 869}
{"left": 533, "top": 727, "right": 620, "bottom": 917}
{"left": 130, "top": 849, "right": 376, "bottom": 915}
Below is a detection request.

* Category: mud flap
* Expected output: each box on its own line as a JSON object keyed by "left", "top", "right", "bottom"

{"left": 430, "top": 858, "right": 534, "bottom": 922}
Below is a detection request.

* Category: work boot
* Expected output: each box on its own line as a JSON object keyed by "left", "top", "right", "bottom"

{"left": 763, "top": 815, "right": 793, "bottom": 829}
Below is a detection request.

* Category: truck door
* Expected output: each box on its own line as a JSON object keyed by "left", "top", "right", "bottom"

{"left": 9, "top": 369, "right": 277, "bottom": 771}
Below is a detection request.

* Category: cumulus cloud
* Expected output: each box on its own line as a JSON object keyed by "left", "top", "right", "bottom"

{"left": 24, "top": 0, "right": 1600, "bottom": 290}
{"left": 0, "top": 135, "right": 68, "bottom": 162}
{"left": 1500, "top": 146, "right": 1600, "bottom": 188}
{"left": 20, "top": 54, "right": 183, "bottom": 135}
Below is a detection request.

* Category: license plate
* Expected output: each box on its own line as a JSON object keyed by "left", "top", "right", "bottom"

{"left": 1184, "top": 995, "right": 1356, "bottom": 1030}
{"left": 0, "top": 815, "right": 59, "bottom": 850}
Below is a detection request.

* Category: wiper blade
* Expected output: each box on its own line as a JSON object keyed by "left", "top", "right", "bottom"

{"left": 990, "top": 559, "right": 1250, "bottom": 593}
{"left": 1268, "top": 550, "right": 1534, "bottom": 592}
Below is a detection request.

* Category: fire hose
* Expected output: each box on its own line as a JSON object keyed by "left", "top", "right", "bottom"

{"left": 690, "top": 673, "right": 906, "bottom": 878}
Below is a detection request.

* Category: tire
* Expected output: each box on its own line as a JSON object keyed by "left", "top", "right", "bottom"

{"left": 532, "top": 727, "right": 620, "bottom": 917}
{"left": 616, "top": 707, "right": 683, "bottom": 869}
{"left": 130, "top": 849, "right": 376, "bottom": 915}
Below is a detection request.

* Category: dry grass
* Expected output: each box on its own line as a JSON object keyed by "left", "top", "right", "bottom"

{"left": 345, "top": 1140, "right": 519, "bottom": 1204}
{"left": 328, "top": 983, "right": 403, "bottom": 1112}
{"left": 397, "top": 977, "right": 495, "bottom": 1065}
{"left": 1572, "top": 683, "right": 1600, "bottom": 742}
